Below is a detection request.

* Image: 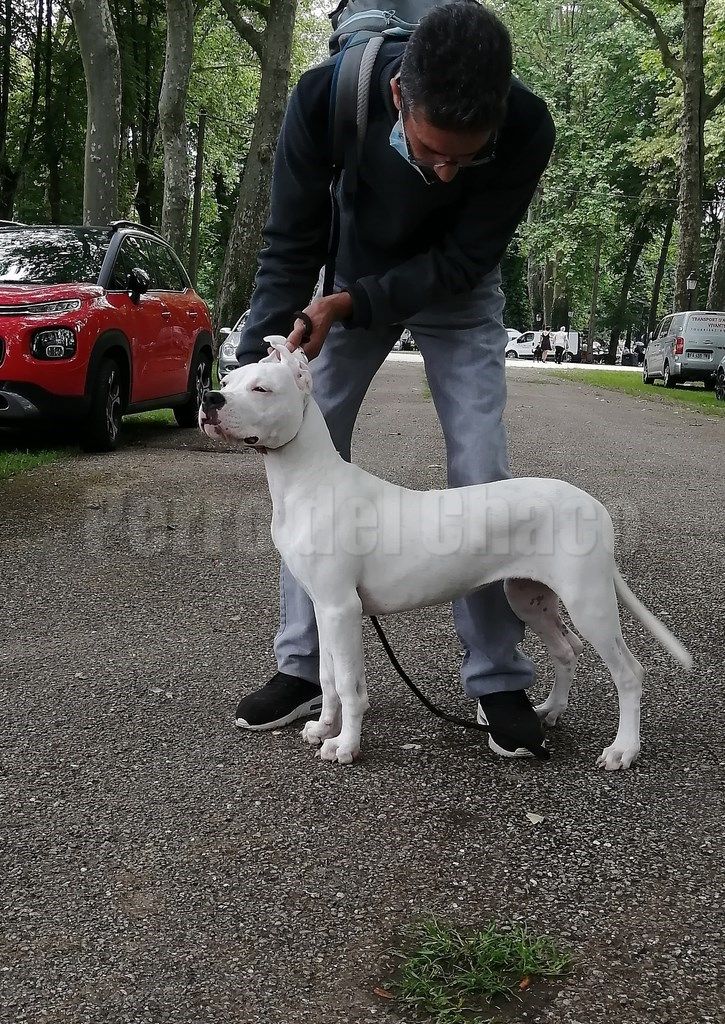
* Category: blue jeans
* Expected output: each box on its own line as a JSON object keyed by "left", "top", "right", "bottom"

{"left": 274, "top": 267, "right": 536, "bottom": 697}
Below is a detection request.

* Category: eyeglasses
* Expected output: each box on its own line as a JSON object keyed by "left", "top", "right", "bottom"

{"left": 401, "top": 110, "right": 497, "bottom": 171}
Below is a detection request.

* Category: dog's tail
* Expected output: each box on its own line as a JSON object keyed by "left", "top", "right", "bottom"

{"left": 614, "top": 566, "right": 693, "bottom": 671}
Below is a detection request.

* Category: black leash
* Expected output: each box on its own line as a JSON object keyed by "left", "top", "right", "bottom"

{"left": 369, "top": 614, "right": 550, "bottom": 761}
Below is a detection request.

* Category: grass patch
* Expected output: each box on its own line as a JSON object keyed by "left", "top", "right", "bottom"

{"left": 555, "top": 369, "right": 725, "bottom": 417}
{"left": 0, "top": 444, "right": 63, "bottom": 481}
{"left": 387, "top": 919, "right": 571, "bottom": 1023}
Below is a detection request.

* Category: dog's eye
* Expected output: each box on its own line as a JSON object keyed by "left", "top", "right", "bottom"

{"left": 251, "top": 386, "right": 269, "bottom": 393}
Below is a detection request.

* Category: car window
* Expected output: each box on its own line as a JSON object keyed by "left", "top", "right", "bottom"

{"left": 658, "top": 317, "right": 672, "bottom": 339}
{"left": 109, "top": 236, "right": 157, "bottom": 290}
{"left": 0, "top": 226, "right": 109, "bottom": 284}
{"left": 150, "top": 242, "right": 188, "bottom": 291}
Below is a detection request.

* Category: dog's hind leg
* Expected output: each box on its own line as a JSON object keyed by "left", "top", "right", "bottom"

{"left": 315, "top": 596, "right": 368, "bottom": 765}
{"left": 560, "top": 575, "right": 644, "bottom": 770}
{"left": 301, "top": 641, "right": 341, "bottom": 747}
{"left": 504, "top": 578, "right": 583, "bottom": 726}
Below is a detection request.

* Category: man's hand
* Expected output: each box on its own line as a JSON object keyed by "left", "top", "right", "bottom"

{"left": 286, "top": 291, "right": 353, "bottom": 360}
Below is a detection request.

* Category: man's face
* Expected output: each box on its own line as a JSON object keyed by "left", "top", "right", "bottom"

{"left": 391, "top": 76, "right": 492, "bottom": 183}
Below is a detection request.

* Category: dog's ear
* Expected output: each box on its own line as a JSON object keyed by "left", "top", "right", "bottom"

{"left": 260, "top": 336, "right": 287, "bottom": 364}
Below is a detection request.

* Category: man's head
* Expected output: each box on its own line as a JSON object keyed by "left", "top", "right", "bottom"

{"left": 392, "top": 1, "right": 512, "bottom": 182}
{"left": 199, "top": 340, "right": 312, "bottom": 450}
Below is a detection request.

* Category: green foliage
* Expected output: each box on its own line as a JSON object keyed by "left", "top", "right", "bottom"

{"left": 390, "top": 918, "right": 571, "bottom": 1024}
{"left": 2, "top": 2, "right": 724, "bottom": 326}
{"left": 555, "top": 368, "right": 725, "bottom": 416}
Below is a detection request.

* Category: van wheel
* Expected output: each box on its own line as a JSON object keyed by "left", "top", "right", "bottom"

{"left": 174, "top": 349, "right": 212, "bottom": 428}
{"left": 506, "top": 350, "right": 518, "bottom": 358}
{"left": 81, "top": 358, "right": 124, "bottom": 452}
{"left": 642, "top": 361, "right": 654, "bottom": 385}
{"left": 715, "top": 373, "right": 725, "bottom": 402}
{"left": 662, "top": 362, "right": 676, "bottom": 388}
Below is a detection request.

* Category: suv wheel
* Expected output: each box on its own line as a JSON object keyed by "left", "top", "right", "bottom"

{"left": 642, "top": 360, "right": 654, "bottom": 385}
{"left": 662, "top": 362, "right": 676, "bottom": 388}
{"left": 174, "top": 348, "right": 212, "bottom": 428}
{"left": 81, "top": 358, "right": 124, "bottom": 452}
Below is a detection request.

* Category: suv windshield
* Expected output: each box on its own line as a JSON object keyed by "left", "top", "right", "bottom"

{"left": 0, "top": 226, "right": 110, "bottom": 285}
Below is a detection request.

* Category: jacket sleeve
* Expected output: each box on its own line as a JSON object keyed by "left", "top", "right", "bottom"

{"left": 346, "top": 103, "right": 556, "bottom": 329}
{"left": 235, "top": 74, "right": 333, "bottom": 366}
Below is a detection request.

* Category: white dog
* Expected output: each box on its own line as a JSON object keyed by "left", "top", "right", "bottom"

{"left": 201, "top": 339, "right": 692, "bottom": 769}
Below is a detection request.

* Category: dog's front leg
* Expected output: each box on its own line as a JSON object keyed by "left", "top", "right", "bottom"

{"left": 315, "top": 598, "right": 367, "bottom": 765}
{"left": 301, "top": 641, "right": 341, "bottom": 746}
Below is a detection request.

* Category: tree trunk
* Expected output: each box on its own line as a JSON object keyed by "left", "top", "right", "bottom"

{"left": 608, "top": 219, "right": 651, "bottom": 359}
{"left": 675, "top": 0, "right": 705, "bottom": 309}
{"left": 707, "top": 207, "right": 725, "bottom": 310}
{"left": 159, "top": 0, "right": 193, "bottom": 253}
{"left": 215, "top": 0, "right": 297, "bottom": 331}
{"left": 649, "top": 213, "right": 674, "bottom": 337}
{"left": 587, "top": 233, "right": 602, "bottom": 364}
{"left": 43, "top": 0, "right": 62, "bottom": 221}
{"left": 69, "top": 0, "right": 122, "bottom": 224}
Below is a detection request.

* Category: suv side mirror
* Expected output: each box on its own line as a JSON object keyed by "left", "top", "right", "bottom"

{"left": 219, "top": 327, "right": 232, "bottom": 339}
{"left": 127, "top": 267, "right": 150, "bottom": 302}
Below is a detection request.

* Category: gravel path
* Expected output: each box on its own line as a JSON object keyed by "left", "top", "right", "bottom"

{"left": 1, "top": 362, "right": 722, "bottom": 1024}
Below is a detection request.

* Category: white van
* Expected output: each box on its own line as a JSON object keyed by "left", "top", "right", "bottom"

{"left": 643, "top": 310, "right": 725, "bottom": 387}
{"left": 506, "top": 330, "right": 581, "bottom": 361}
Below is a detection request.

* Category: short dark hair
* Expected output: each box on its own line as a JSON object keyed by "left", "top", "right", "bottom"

{"left": 400, "top": 2, "right": 513, "bottom": 132}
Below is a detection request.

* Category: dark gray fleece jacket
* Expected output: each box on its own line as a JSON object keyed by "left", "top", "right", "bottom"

{"left": 236, "top": 42, "right": 555, "bottom": 365}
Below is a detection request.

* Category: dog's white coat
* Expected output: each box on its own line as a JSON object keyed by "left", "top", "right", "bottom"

{"left": 202, "top": 340, "right": 692, "bottom": 768}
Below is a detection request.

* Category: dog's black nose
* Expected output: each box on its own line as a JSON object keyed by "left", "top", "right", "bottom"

{"left": 203, "top": 391, "right": 225, "bottom": 412}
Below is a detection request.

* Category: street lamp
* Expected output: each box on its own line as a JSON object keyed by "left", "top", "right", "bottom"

{"left": 686, "top": 272, "right": 697, "bottom": 311}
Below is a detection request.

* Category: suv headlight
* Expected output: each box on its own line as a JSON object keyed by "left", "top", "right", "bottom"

{"left": 32, "top": 327, "right": 77, "bottom": 359}
{"left": 221, "top": 339, "right": 238, "bottom": 359}
{"left": 27, "top": 299, "right": 82, "bottom": 315}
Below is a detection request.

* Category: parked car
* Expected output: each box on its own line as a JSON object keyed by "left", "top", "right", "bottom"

{"left": 506, "top": 329, "right": 581, "bottom": 361}
{"left": 0, "top": 221, "right": 213, "bottom": 451}
{"left": 505, "top": 328, "right": 521, "bottom": 344}
{"left": 715, "top": 353, "right": 725, "bottom": 402}
{"left": 218, "top": 309, "right": 250, "bottom": 381}
{"left": 643, "top": 310, "right": 725, "bottom": 388}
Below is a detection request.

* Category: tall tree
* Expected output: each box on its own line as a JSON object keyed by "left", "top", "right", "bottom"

{"left": 159, "top": 0, "right": 194, "bottom": 251}
{"left": 0, "top": 0, "right": 44, "bottom": 218}
{"left": 616, "top": 0, "right": 725, "bottom": 308}
{"left": 708, "top": 208, "right": 725, "bottom": 309}
{"left": 68, "top": 0, "right": 122, "bottom": 223}
{"left": 215, "top": 0, "right": 298, "bottom": 330}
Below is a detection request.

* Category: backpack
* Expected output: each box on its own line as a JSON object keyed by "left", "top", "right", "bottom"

{"left": 322, "top": 0, "right": 447, "bottom": 293}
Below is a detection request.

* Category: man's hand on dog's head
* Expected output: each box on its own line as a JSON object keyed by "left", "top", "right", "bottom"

{"left": 286, "top": 291, "right": 353, "bottom": 360}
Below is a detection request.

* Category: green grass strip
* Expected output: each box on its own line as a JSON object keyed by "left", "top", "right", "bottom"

{"left": 553, "top": 369, "right": 725, "bottom": 417}
{"left": 0, "top": 446, "right": 63, "bottom": 482}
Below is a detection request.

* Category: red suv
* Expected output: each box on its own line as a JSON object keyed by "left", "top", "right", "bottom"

{"left": 0, "top": 221, "right": 213, "bottom": 450}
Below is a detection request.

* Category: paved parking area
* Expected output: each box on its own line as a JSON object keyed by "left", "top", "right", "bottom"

{"left": 1, "top": 363, "right": 722, "bottom": 1023}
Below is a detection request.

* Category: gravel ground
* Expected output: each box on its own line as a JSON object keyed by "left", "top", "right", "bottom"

{"left": 1, "top": 362, "right": 723, "bottom": 1024}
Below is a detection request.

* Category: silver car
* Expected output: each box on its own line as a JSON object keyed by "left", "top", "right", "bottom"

{"left": 217, "top": 309, "right": 250, "bottom": 381}
{"left": 643, "top": 310, "right": 725, "bottom": 388}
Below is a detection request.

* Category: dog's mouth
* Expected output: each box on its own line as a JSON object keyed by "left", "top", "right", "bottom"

{"left": 199, "top": 414, "right": 225, "bottom": 439}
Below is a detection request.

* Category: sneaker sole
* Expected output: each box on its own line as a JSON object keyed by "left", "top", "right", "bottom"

{"left": 477, "top": 707, "right": 538, "bottom": 759}
{"left": 236, "top": 696, "right": 323, "bottom": 732}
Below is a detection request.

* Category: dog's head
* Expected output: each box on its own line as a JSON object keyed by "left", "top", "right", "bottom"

{"left": 199, "top": 337, "right": 312, "bottom": 450}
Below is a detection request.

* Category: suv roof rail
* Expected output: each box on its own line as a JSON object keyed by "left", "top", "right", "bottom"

{"left": 0, "top": 219, "right": 25, "bottom": 227}
{"left": 110, "top": 220, "right": 164, "bottom": 240}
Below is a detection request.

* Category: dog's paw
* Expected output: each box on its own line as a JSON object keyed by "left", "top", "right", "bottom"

{"left": 301, "top": 719, "right": 332, "bottom": 746}
{"left": 319, "top": 736, "right": 359, "bottom": 765}
{"left": 596, "top": 743, "right": 640, "bottom": 771}
{"left": 534, "top": 702, "right": 565, "bottom": 727}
